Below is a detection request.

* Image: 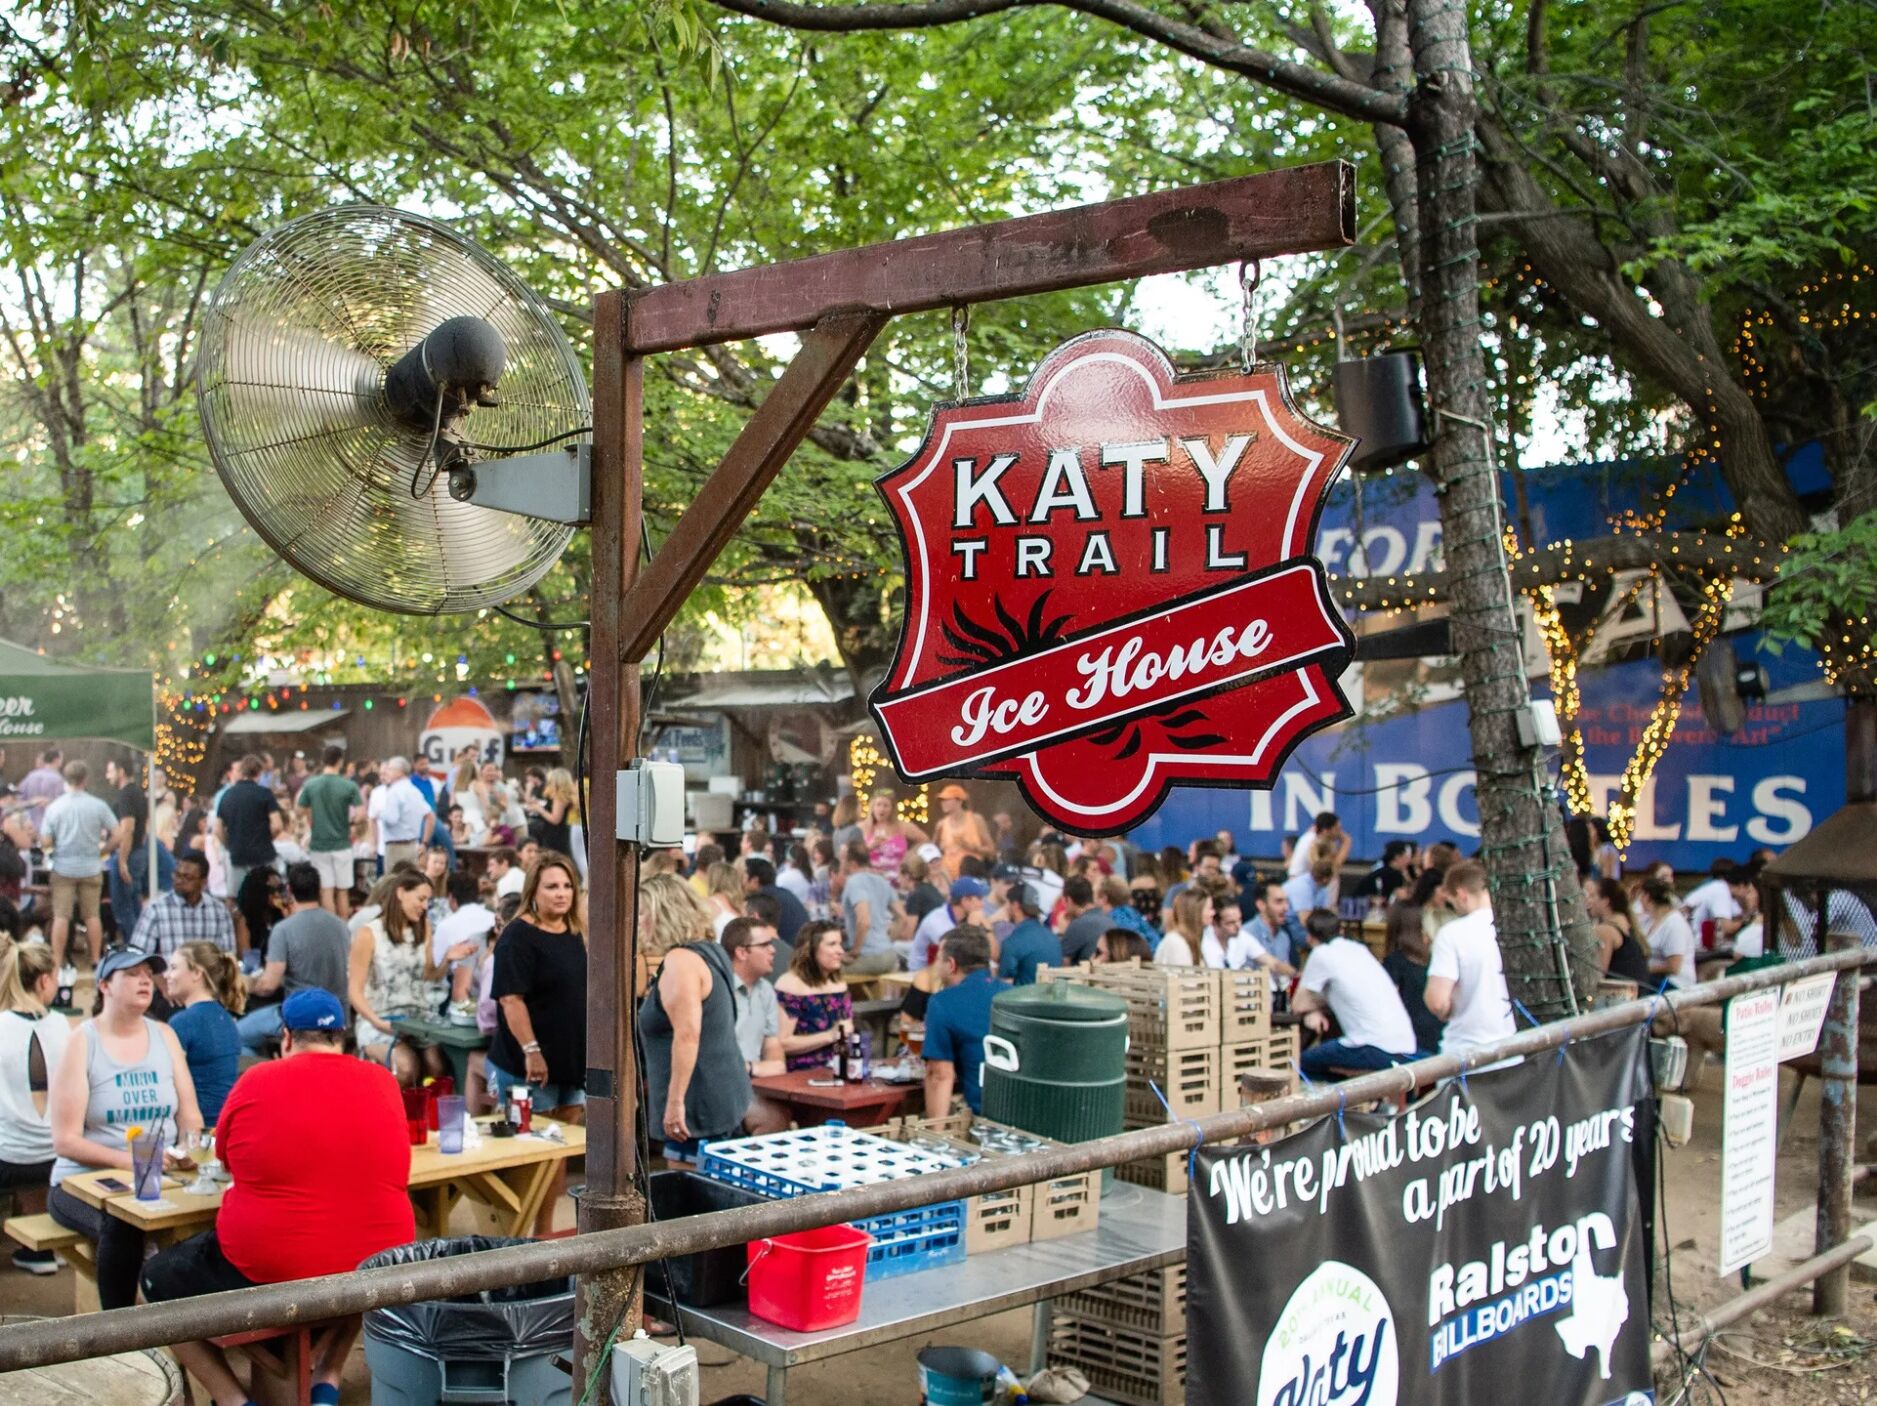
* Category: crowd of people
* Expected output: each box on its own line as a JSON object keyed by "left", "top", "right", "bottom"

{"left": 0, "top": 738, "right": 1827, "bottom": 1400}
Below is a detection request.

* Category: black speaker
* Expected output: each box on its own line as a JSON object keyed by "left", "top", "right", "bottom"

{"left": 1333, "top": 351, "right": 1429, "bottom": 472}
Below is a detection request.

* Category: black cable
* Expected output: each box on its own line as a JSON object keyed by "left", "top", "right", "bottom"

{"left": 408, "top": 387, "right": 448, "bottom": 499}
{"left": 467, "top": 425, "right": 592, "bottom": 455}
{"left": 495, "top": 602, "right": 589, "bottom": 632}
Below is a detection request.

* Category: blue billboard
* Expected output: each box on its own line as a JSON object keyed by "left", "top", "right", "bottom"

{"left": 1129, "top": 449, "right": 1844, "bottom": 869}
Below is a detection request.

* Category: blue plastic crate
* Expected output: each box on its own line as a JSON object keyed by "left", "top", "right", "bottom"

{"left": 697, "top": 1126, "right": 970, "bottom": 1279}
{"left": 698, "top": 1125, "right": 966, "bottom": 1197}
{"left": 855, "top": 1199, "right": 968, "bottom": 1279}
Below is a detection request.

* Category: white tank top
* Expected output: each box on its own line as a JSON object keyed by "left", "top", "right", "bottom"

{"left": 0, "top": 1009, "right": 72, "bottom": 1166}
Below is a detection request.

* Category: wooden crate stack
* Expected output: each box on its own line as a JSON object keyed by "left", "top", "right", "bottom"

{"left": 1048, "top": 1266, "right": 1188, "bottom": 1406}
{"left": 892, "top": 1112, "right": 1100, "bottom": 1254}
{"left": 1041, "top": 964, "right": 1301, "bottom": 1195}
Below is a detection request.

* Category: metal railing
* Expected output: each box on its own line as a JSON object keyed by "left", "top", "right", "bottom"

{"left": 0, "top": 942, "right": 1865, "bottom": 1373}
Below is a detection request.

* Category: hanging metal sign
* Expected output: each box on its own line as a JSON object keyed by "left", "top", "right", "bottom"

{"left": 869, "top": 329, "right": 1356, "bottom": 834}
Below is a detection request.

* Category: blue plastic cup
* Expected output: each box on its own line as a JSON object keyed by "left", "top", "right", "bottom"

{"left": 437, "top": 1095, "right": 467, "bottom": 1154}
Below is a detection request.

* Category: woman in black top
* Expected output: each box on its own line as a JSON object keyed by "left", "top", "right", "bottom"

{"left": 487, "top": 851, "right": 586, "bottom": 1235}
{"left": 1380, "top": 904, "right": 1444, "bottom": 1054}
{"left": 1584, "top": 876, "right": 1654, "bottom": 986}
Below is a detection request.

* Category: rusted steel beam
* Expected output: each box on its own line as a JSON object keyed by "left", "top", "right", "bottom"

{"left": 617, "top": 309, "right": 887, "bottom": 663}
{"left": 0, "top": 946, "right": 1864, "bottom": 1374}
{"left": 576, "top": 287, "right": 647, "bottom": 1400}
{"left": 1656, "top": 1233, "right": 1875, "bottom": 1364}
{"left": 1815, "top": 931, "right": 1862, "bottom": 1315}
{"left": 619, "top": 162, "right": 1355, "bottom": 354}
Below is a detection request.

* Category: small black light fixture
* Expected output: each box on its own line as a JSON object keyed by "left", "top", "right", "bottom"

{"left": 1333, "top": 348, "right": 1429, "bottom": 472}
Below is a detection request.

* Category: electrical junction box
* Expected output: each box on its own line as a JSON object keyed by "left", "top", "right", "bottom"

{"left": 617, "top": 760, "right": 687, "bottom": 847}
{"left": 611, "top": 1332, "right": 699, "bottom": 1406}
{"left": 1517, "top": 698, "right": 1563, "bottom": 749}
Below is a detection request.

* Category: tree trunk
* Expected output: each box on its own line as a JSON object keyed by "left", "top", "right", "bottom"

{"left": 1406, "top": 0, "right": 1600, "bottom": 1013}
{"left": 805, "top": 570, "right": 900, "bottom": 699}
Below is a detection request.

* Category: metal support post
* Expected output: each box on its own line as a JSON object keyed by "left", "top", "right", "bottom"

{"left": 1814, "top": 930, "right": 1861, "bottom": 1315}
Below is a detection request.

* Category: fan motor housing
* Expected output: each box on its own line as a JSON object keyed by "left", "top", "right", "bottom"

{"left": 385, "top": 315, "right": 508, "bottom": 428}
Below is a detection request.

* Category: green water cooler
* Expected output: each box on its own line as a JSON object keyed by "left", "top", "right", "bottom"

{"left": 981, "top": 982, "right": 1128, "bottom": 1166}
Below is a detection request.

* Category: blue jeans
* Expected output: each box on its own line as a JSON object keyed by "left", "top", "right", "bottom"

{"left": 108, "top": 843, "right": 175, "bottom": 941}
{"left": 1299, "top": 1038, "right": 1422, "bottom": 1082}
{"left": 235, "top": 1001, "right": 284, "bottom": 1055}
{"left": 486, "top": 1060, "right": 586, "bottom": 1112}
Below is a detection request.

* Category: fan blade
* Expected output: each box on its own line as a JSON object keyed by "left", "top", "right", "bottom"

{"left": 209, "top": 317, "right": 387, "bottom": 438}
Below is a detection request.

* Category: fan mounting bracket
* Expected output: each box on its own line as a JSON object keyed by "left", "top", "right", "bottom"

{"left": 446, "top": 443, "right": 591, "bottom": 525}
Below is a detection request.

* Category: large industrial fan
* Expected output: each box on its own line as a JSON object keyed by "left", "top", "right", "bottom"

{"left": 196, "top": 206, "right": 591, "bottom": 615}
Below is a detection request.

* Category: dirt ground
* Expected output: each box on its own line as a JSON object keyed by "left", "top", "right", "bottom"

{"left": 3, "top": 1067, "right": 1875, "bottom": 1404}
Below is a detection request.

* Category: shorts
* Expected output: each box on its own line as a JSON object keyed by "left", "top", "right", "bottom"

{"left": 308, "top": 849, "right": 354, "bottom": 891}
{"left": 49, "top": 872, "right": 102, "bottom": 923}
{"left": 487, "top": 1061, "right": 587, "bottom": 1112}
{"left": 383, "top": 841, "right": 421, "bottom": 870}
{"left": 141, "top": 1229, "right": 260, "bottom": 1303}
{"left": 0, "top": 1154, "right": 54, "bottom": 1191}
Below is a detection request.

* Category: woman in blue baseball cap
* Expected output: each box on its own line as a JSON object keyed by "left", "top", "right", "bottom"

{"left": 47, "top": 946, "right": 204, "bottom": 1308}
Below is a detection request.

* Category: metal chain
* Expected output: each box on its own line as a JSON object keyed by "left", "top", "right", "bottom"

{"left": 1239, "top": 259, "right": 1262, "bottom": 372}
{"left": 952, "top": 304, "right": 971, "bottom": 400}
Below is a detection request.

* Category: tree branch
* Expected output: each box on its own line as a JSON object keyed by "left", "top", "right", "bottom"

{"left": 704, "top": 0, "right": 1410, "bottom": 126}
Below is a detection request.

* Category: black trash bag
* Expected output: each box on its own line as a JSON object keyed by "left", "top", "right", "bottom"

{"left": 360, "top": 1236, "right": 573, "bottom": 1360}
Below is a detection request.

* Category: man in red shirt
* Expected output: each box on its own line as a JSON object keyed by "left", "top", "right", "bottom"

{"left": 141, "top": 989, "right": 414, "bottom": 1406}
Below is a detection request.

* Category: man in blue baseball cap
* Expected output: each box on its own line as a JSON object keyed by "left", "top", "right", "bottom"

{"left": 141, "top": 987, "right": 414, "bottom": 1406}
{"left": 908, "top": 875, "right": 990, "bottom": 972}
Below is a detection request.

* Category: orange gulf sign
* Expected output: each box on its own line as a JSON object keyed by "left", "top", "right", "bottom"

{"left": 869, "top": 330, "right": 1356, "bottom": 835}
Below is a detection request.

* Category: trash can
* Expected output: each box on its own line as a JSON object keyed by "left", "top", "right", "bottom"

{"left": 360, "top": 1237, "right": 573, "bottom": 1405}
{"left": 648, "top": 1170, "right": 768, "bottom": 1308}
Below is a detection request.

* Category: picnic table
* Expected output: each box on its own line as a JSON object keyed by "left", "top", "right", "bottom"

{"left": 48, "top": 1117, "right": 585, "bottom": 1306}
{"left": 392, "top": 1013, "right": 490, "bottom": 1089}
{"left": 649, "top": 1180, "right": 1185, "bottom": 1406}
{"left": 750, "top": 1068, "right": 919, "bottom": 1130}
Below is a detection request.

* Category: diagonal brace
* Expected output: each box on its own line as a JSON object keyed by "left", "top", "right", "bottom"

{"left": 617, "top": 308, "right": 888, "bottom": 663}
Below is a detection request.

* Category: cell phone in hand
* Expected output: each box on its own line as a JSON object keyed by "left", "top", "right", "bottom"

{"left": 95, "top": 1176, "right": 131, "bottom": 1193}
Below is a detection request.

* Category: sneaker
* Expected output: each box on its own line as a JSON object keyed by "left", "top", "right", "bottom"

{"left": 57, "top": 964, "right": 77, "bottom": 987}
{"left": 12, "top": 1248, "right": 59, "bottom": 1275}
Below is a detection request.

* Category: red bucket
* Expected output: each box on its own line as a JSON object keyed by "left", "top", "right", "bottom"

{"left": 745, "top": 1225, "right": 872, "bottom": 1331}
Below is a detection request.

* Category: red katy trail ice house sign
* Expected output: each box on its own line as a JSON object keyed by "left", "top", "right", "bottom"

{"left": 869, "top": 330, "right": 1357, "bottom": 835}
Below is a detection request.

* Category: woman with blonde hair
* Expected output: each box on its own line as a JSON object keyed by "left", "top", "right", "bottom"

{"left": 526, "top": 768, "right": 578, "bottom": 857}
{"left": 703, "top": 862, "right": 745, "bottom": 938}
{"left": 861, "top": 788, "right": 927, "bottom": 874}
{"left": 640, "top": 871, "right": 713, "bottom": 961}
{"left": 486, "top": 852, "right": 586, "bottom": 1233}
{"left": 164, "top": 941, "right": 247, "bottom": 1124}
{"left": 1153, "top": 889, "right": 1210, "bottom": 966}
{"left": 0, "top": 942, "right": 70, "bottom": 1273}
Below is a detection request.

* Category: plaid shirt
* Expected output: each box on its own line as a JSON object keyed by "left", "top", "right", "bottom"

{"left": 131, "top": 890, "right": 236, "bottom": 957}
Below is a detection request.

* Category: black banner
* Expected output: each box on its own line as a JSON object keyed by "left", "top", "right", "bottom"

{"left": 1188, "top": 1028, "right": 1655, "bottom": 1406}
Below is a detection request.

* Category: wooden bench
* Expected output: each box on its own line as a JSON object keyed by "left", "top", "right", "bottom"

{"left": 4, "top": 1212, "right": 98, "bottom": 1311}
{"left": 204, "top": 1319, "right": 351, "bottom": 1406}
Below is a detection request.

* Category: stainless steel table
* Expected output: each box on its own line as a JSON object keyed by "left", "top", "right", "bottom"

{"left": 649, "top": 1181, "right": 1187, "bottom": 1405}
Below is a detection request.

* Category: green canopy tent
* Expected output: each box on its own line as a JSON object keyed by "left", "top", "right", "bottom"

{"left": 0, "top": 639, "right": 155, "bottom": 751}
{"left": 0, "top": 638, "right": 158, "bottom": 898}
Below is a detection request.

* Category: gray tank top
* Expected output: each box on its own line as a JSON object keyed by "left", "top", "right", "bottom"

{"left": 50, "top": 1018, "right": 178, "bottom": 1186}
{"left": 639, "top": 940, "right": 751, "bottom": 1143}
